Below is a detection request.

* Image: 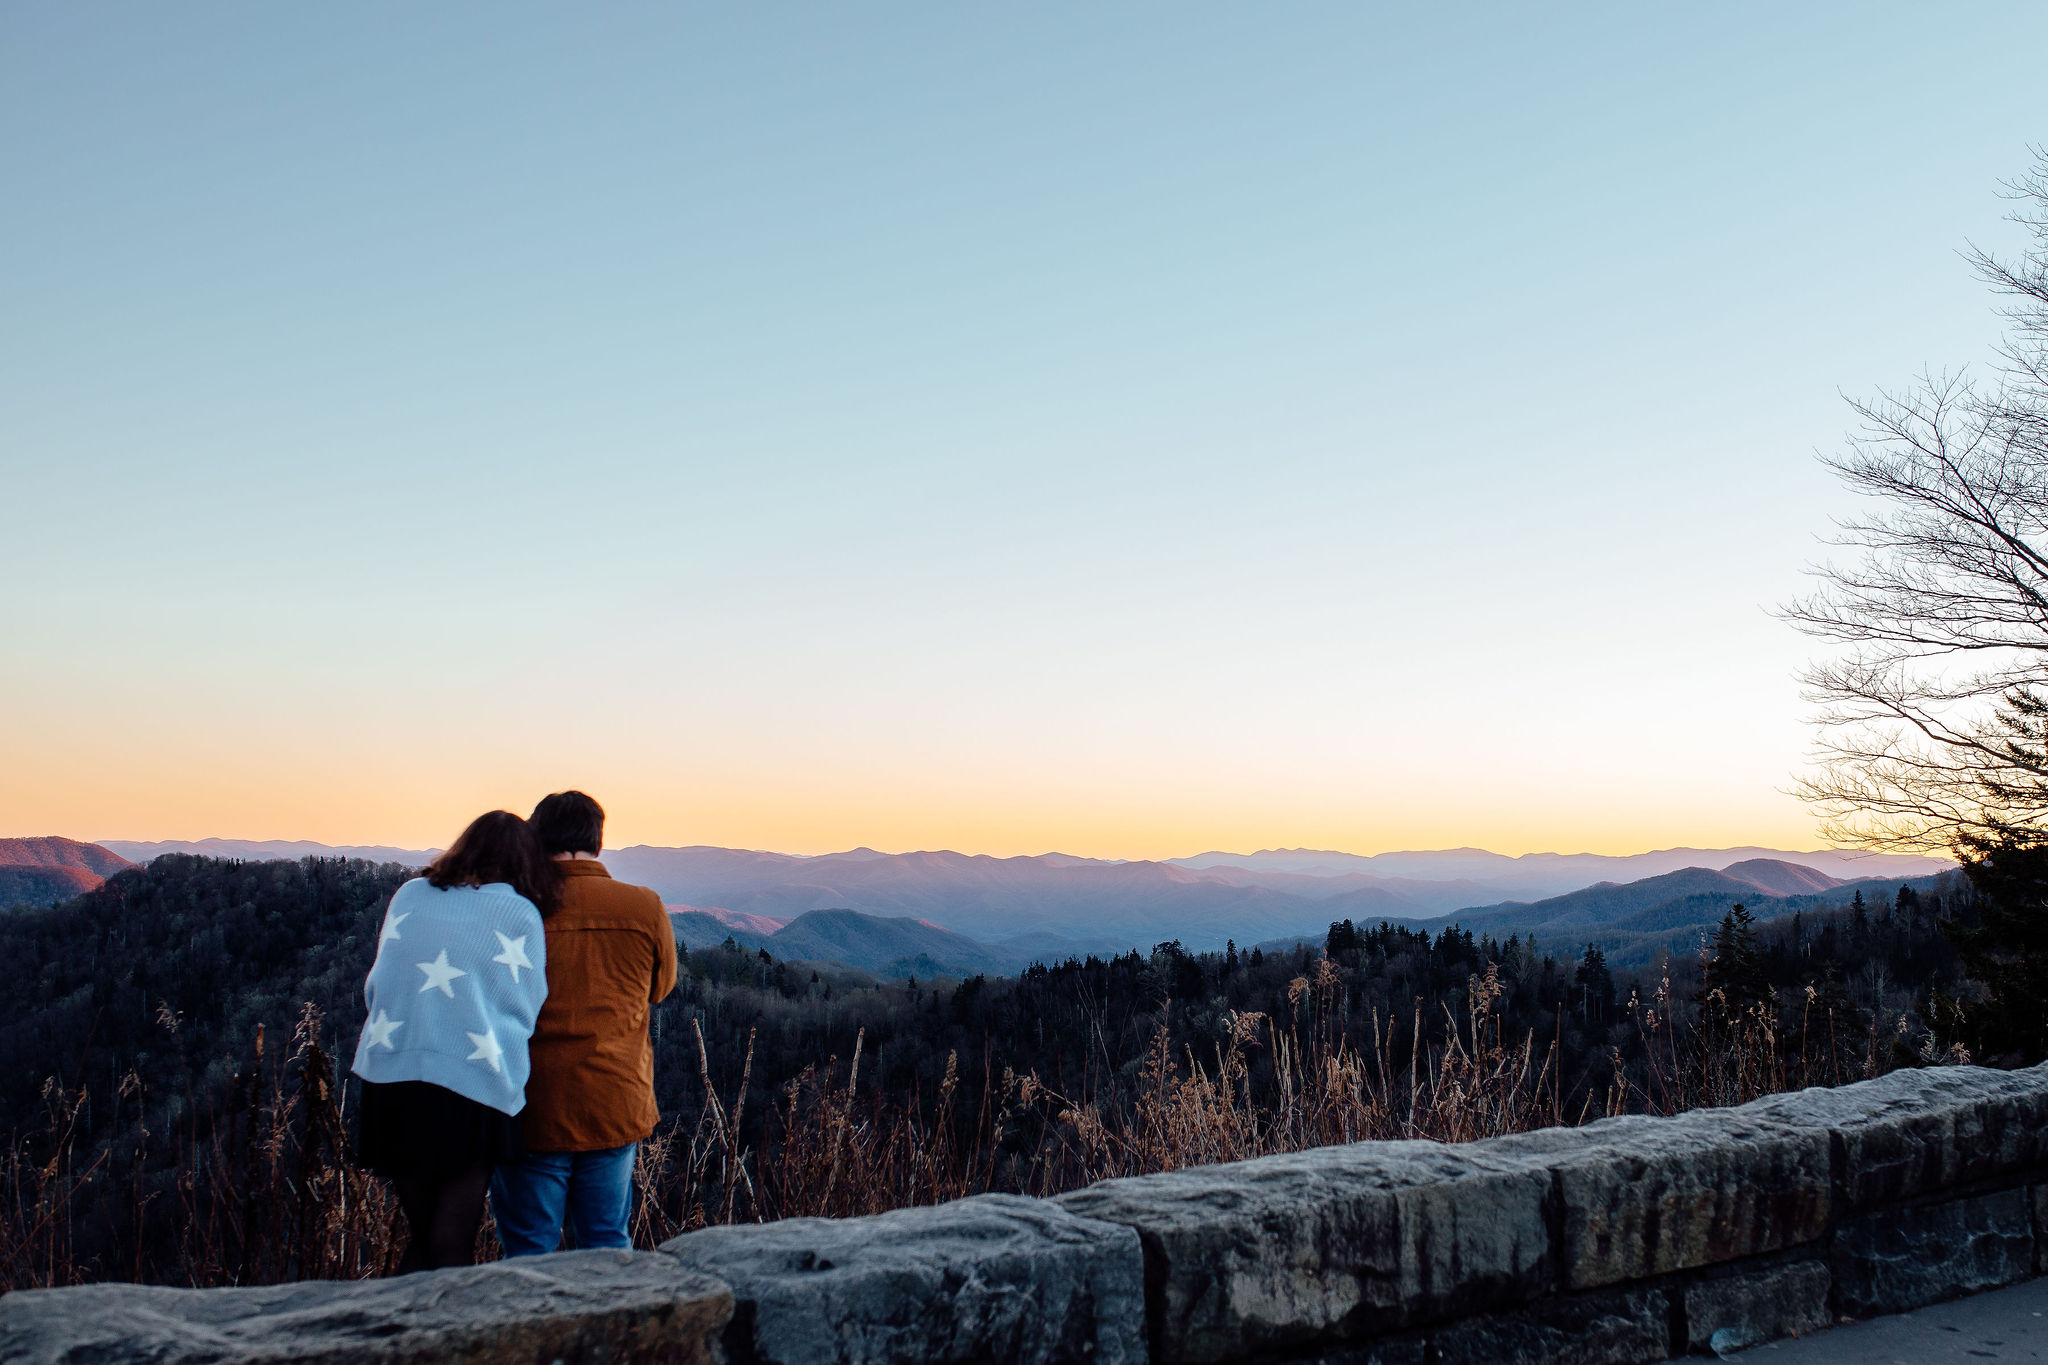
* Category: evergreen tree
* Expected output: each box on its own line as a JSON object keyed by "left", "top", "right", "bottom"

{"left": 1574, "top": 944, "right": 1614, "bottom": 1025}
{"left": 1704, "top": 904, "right": 1771, "bottom": 1018}
{"left": 1941, "top": 824, "right": 2048, "bottom": 1064}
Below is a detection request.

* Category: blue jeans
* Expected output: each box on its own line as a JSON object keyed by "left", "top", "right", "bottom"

{"left": 490, "top": 1143, "right": 638, "bottom": 1257}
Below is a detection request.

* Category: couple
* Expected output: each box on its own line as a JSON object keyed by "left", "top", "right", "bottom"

{"left": 347, "top": 791, "right": 678, "bottom": 1271}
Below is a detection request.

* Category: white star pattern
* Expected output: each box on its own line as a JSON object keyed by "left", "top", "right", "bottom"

{"left": 416, "top": 949, "right": 467, "bottom": 998}
{"left": 362, "top": 1009, "right": 404, "bottom": 1050}
{"left": 491, "top": 932, "right": 533, "bottom": 983}
{"left": 466, "top": 1028, "right": 504, "bottom": 1074}
{"left": 380, "top": 910, "right": 409, "bottom": 947}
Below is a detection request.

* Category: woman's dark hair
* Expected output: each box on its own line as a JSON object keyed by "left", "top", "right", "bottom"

{"left": 424, "top": 810, "right": 560, "bottom": 916}
{"left": 529, "top": 790, "right": 604, "bottom": 857}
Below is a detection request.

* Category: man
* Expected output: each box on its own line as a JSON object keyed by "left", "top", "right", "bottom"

{"left": 490, "top": 790, "right": 677, "bottom": 1255}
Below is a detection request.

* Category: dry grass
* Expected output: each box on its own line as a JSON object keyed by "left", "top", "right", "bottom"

{"left": 2, "top": 1004, "right": 402, "bottom": 1290}
{"left": 4, "top": 958, "right": 1938, "bottom": 1289}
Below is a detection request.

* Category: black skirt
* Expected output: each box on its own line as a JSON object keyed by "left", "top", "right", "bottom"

{"left": 353, "top": 1079, "right": 526, "bottom": 1179}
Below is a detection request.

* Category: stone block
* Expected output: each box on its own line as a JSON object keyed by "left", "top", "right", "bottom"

{"left": 1053, "top": 1139, "right": 1551, "bottom": 1365}
{"left": 1484, "top": 1109, "right": 1830, "bottom": 1290}
{"left": 1261, "top": 1333, "right": 1431, "bottom": 1365}
{"left": 2034, "top": 1183, "right": 2048, "bottom": 1273}
{"left": 0, "top": 1248, "right": 732, "bottom": 1365}
{"left": 1831, "top": 1187, "right": 2035, "bottom": 1317}
{"left": 1744, "top": 1063, "right": 2048, "bottom": 1212}
{"left": 1681, "top": 1259, "right": 1831, "bottom": 1354}
{"left": 1429, "top": 1283, "right": 1671, "bottom": 1365}
{"left": 659, "top": 1192, "right": 1143, "bottom": 1365}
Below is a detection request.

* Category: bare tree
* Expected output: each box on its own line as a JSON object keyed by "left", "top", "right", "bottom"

{"left": 1787, "top": 154, "right": 2048, "bottom": 851}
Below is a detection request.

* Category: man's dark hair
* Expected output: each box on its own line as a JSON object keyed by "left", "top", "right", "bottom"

{"left": 530, "top": 790, "right": 605, "bottom": 856}
{"left": 424, "top": 810, "right": 560, "bottom": 915}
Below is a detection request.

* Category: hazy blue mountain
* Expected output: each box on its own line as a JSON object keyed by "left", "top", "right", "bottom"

{"left": 667, "top": 906, "right": 1032, "bottom": 978}
{"left": 1171, "top": 846, "right": 1951, "bottom": 901}
{"left": 1259, "top": 859, "right": 1961, "bottom": 972}
{"left": 608, "top": 845, "right": 1343, "bottom": 950}
{"left": 1408, "top": 860, "right": 1945, "bottom": 938}
{"left": 101, "top": 838, "right": 439, "bottom": 865}
{"left": 992, "top": 929, "right": 1134, "bottom": 963}
{"left": 1182, "top": 863, "right": 1549, "bottom": 914}
{"left": 75, "top": 836, "right": 1958, "bottom": 955}
{"left": 669, "top": 911, "right": 778, "bottom": 958}
{"left": 766, "top": 909, "right": 1022, "bottom": 977}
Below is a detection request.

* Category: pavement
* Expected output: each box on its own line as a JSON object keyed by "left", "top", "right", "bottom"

{"left": 1735, "top": 1277, "right": 2048, "bottom": 1362}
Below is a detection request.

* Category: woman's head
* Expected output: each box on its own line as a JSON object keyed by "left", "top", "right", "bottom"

{"left": 423, "top": 810, "right": 560, "bottom": 915}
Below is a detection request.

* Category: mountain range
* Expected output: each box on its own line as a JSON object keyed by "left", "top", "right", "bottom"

{"left": 666, "top": 855, "right": 1954, "bottom": 977}
{"left": 668, "top": 907, "right": 1046, "bottom": 978}
{"left": 1258, "top": 858, "right": 1960, "bottom": 970}
{"left": 1170, "top": 846, "right": 1944, "bottom": 906}
{"left": 101, "top": 837, "right": 442, "bottom": 865}
{"left": 84, "top": 836, "right": 1952, "bottom": 956}
{"left": 17, "top": 834, "right": 1962, "bottom": 978}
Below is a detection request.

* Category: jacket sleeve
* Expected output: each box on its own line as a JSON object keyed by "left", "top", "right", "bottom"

{"left": 648, "top": 890, "right": 679, "bottom": 1004}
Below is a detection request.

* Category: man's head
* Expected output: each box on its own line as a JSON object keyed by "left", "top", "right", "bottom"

{"left": 530, "top": 790, "right": 605, "bottom": 858}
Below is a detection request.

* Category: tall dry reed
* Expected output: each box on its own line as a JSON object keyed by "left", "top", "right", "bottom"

{"left": 5, "top": 954, "right": 1942, "bottom": 1289}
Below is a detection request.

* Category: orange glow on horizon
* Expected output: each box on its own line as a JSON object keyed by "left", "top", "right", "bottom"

{"left": 1, "top": 736, "right": 1827, "bottom": 862}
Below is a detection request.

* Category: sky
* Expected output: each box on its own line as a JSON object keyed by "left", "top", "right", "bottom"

{"left": 4, "top": 4, "right": 2046, "bottom": 859}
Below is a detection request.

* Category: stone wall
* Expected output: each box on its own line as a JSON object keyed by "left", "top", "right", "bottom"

{"left": 8, "top": 1062, "right": 2048, "bottom": 1364}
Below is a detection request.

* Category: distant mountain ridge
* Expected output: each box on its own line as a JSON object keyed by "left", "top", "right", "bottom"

{"left": 602, "top": 843, "right": 1952, "bottom": 951}
{"left": 100, "top": 838, "right": 440, "bottom": 865}
{"left": 669, "top": 907, "right": 1028, "bottom": 978}
{"left": 0, "top": 837, "right": 131, "bottom": 909}
{"left": 75, "top": 836, "right": 1955, "bottom": 953}
{"left": 1258, "top": 857, "right": 1964, "bottom": 971}
{"left": 667, "top": 904, "right": 792, "bottom": 937}
{"left": 0, "top": 837, "right": 130, "bottom": 876}
{"left": 1171, "top": 845, "right": 1948, "bottom": 900}
{"left": 20, "top": 837, "right": 1962, "bottom": 980}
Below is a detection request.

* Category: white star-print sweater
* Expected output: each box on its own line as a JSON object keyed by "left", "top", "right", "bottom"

{"left": 350, "top": 878, "right": 549, "bottom": 1116}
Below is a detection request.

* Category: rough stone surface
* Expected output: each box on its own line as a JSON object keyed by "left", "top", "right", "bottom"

{"left": 1681, "top": 1259, "right": 1832, "bottom": 1354}
{"left": 1053, "top": 1139, "right": 1551, "bottom": 1364}
{"left": 1831, "top": 1187, "right": 2036, "bottom": 1317}
{"left": 0, "top": 1249, "right": 732, "bottom": 1365}
{"left": 1484, "top": 1108, "right": 1830, "bottom": 1290}
{"left": 1264, "top": 1333, "right": 1431, "bottom": 1365}
{"left": 659, "top": 1192, "right": 1143, "bottom": 1365}
{"left": 1745, "top": 1063, "right": 2048, "bottom": 1212}
{"left": 1428, "top": 1283, "right": 1671, "bottom": 1365}
{"left": 18, "top": 1068, "right": 2048, "bottom": 1365}
{"left": 2035, "top": 1182, "right": 2048, "bottom": 1273}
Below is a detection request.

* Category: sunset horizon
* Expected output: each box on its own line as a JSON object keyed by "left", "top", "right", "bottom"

{"left": 12, "top": 8, "right": 2048, "bottom": 1338}
{"left": 12, "top": 8, "right": 2043, "bottom": 876}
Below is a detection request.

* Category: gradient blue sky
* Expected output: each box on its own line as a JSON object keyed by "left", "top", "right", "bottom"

{"left": 4, "top": 4, "right": 2045, "bottom": 856}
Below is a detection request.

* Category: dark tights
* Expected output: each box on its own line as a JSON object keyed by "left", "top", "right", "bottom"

{"left": 393, "top": 1165, "right": 492, "bottom": 1273}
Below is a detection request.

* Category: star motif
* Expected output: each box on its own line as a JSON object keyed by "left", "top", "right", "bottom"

{"left": 416, "top": 949, "right": 467, "bottom": 998}
{"left": 362, "top": 1009, "right": 404, "bottom": 1051}
{"left": 491, "top": 932, "right": 533, "bottom": 983}
{"left": 466, "top": 1028, "right": 504, "bottom": 1074}
{"left": 380, "top": 910, "right": 410, "bottom": 947}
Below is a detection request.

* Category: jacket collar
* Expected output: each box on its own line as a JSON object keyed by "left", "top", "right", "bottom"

{"left": 556, "top": 859, "right": 612, "bottom": 879}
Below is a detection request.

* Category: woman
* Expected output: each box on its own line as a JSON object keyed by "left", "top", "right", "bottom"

{"left": 351, "top": 810, "right": 556, "bottom": 1272}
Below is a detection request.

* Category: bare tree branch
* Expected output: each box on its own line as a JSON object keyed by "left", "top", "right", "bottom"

{"left": 1790, "top": 153, "right": 2048, "bottom": 851}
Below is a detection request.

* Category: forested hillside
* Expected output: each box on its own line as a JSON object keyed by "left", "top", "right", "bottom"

{"left": 0, "top": 854, "right": 1985, "bottom": 1288}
